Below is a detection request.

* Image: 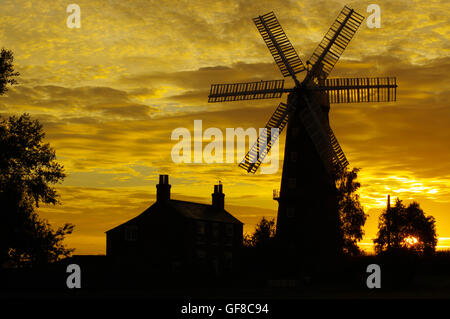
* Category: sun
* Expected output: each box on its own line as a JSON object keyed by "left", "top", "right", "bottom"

{"left": 403, "top": 235, "right": 419, "bottom": 248}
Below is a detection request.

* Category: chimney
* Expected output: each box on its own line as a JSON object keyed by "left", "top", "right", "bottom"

{"left": 212, "top": 182, "right": 224, "bottom": 210}
{"left": 156, "top": 174, "right": 171, "bottom": 202}
{"left": 387, "top": 194, "right": 391, "bottom": 211}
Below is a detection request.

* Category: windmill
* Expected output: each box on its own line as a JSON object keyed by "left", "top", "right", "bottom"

{"left": 208, "top": 6, "right": 397, "bottom": 261}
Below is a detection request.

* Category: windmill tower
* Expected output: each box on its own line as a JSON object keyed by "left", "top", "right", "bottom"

{"left": 208, "top": 6, "right": 397, "bottom": 264}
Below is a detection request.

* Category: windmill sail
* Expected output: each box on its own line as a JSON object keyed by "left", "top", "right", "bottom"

{"left": 239, "top": 103, "right": 289, "bottom": 173}
{"left": 208, "top": 79, "right": 286, "bottom": 102}
{"left": 325, "top": 123, "right": 349, "bottom": 170}
{"left": 253, "top": 12, "right": 306, "bottom": 79}
{"left": 317, "top": 77, "right": 397, "bottom": 103}
{"left": 298, "top": 94, "right": 348, "bottom": 173}
{"left": 307, "top": 6, "right": 364, "bottom": 80}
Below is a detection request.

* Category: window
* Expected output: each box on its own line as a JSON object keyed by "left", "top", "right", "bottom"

{"left": 288, "top": 178, "right": 296, "bottom": 189}
{"left": 290, "top": 152, "right": 298, "bottom": 162}
{"left": 287, "top": 207, "right": 295, "bottom": 218}
{"left": 171, "top": 261, "right": 181, "bottom": 271}
{"left": 196, "top": 249, "right": 206, "bottom": 261}
{"left": 196, "top": 221, "right": 205, "bottom": 235}
{"left": 124, "top": 225, "right": 138, "bottom": 241}
{"left": 196, "top": 221, "right": 206, "bottom": 245}
{"left": 212, "top": 256, "right": 219, "bottom": 275}
{"left": 224, "top": 252, "right": 233, "bottom": 270}
{"left": 212, "top": 223, "right": 219, "bottom": 241}
{"left": 225, "top": 225, "right": 234, "bottom": 246}
{"left": 225, "top": 224, "right": 234, "bottom": 236}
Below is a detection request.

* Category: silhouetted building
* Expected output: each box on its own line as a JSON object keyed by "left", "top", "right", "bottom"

{"left": 106, "top": 175, "right": 243, "bottom": 276}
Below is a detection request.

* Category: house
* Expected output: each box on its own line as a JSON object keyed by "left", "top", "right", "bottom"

{"left": 105, "top": 175, "right": 243, "bottom": 276}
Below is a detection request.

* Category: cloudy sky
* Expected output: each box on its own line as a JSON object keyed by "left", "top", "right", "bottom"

{"left": 1, "top": 0, "right": 449, "bottom": 254}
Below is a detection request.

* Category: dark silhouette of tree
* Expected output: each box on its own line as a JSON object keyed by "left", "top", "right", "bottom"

{"left": 335, "top": 167, "right": 368, "bottom": 255}
{"left": 404, "top": 202, "right": 438, "bottom": 255}
{"left": 0, "top": 113, "right": 74, "bottom": 267}
{"left": 241, "top": 217, "right": 278, "bottom": 276}
{"left": 243, "top": 217, "right": 276, "bottom": 249}
{"left": 375, "top": 198, "right": 404, "bottom": 251}
{"left": 374, "top": 198, "right": 437, "bottom": 255}
{"left": 0, "top": 48, "right": 19, "bottom": 94}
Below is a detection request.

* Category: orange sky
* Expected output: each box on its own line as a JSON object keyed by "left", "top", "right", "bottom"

{"left": 1, "top": 0, "right": 449, "bottom": 254}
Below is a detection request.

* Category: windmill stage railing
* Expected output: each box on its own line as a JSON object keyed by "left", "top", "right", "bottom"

{"left": 273, "top": 189, "right": 280, "bottom": 200}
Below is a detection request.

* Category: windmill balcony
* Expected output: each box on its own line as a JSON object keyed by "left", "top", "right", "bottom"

{"left": 273, "top": 189, "right": 280, "bottom": 201}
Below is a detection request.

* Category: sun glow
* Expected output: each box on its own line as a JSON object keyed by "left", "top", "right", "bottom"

{"left": 403, "top": 235, "right": 419, "bottom": 248}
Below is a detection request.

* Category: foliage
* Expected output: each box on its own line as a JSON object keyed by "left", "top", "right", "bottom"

{"left": 335, "top": 167, "right": 368, "bottom": 255}
{"left": 374, "top": 198, "right": 437, "bottom": 255}
{"left": 0, "top": 114, "right": 66, "bottom": 206}
{"left": 0, "top": 113, "right": 73, "bottom": 267}
{"left": 0, "top": 48, "right": 19, "bottom": 94}
{"left": 244, "top": 217, "right": 276, "bottom": 249}
{"left": 7, "top": 211, "right": 74, "bottom": 267}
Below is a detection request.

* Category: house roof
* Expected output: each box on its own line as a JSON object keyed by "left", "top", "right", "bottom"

{"left": 105, "top": 199, "right": 242, "bottom": 233}
{"left": 169, "top": 199, "right": 242, "bottom": 224}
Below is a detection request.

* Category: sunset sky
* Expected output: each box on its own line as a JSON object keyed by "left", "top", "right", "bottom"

{"left": 1, "top": 0, "right": 449, "bottom": 254}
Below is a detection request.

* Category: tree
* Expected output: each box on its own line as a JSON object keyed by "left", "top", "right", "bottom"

{"left": 242, "top": 217, "right": 278, "bottom": 274}
{"left": 0, "top": 48, "right": 19, "bottom": 94}
{"left": 243, "top": 217, "right": 276, "bottom": 249}
{"left": 403, "top": 202, "right": 437, "bottom": 254}
{"left": 374, "top": 198, "right": 437, "bottom": 255}
{"left": 374, "top": 198, "right": 404, "bottom": 252}
{"left": 335, "top": 167, "right": 368, "bottom": 255}
{"left": 0, "top": 113, "right": 74, "bottom": 267}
